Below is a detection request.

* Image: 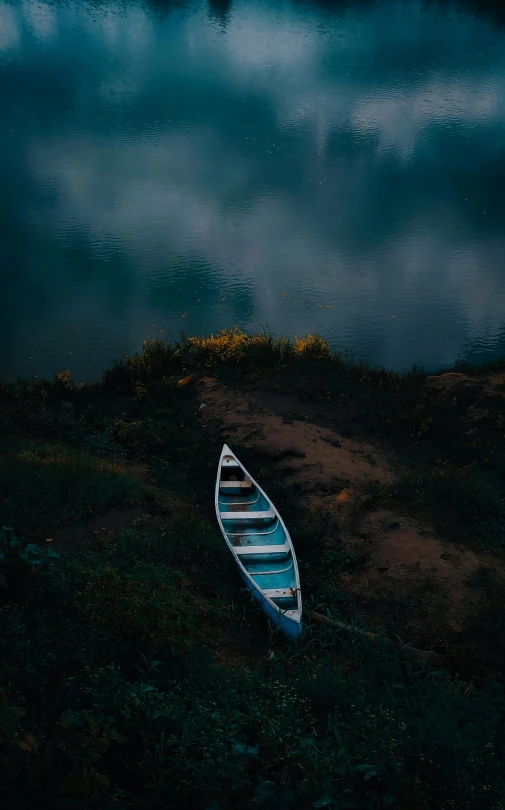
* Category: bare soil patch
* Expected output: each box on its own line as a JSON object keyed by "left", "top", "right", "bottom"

{"left": 199, "top": 377, "right": 391, "bottom": 491}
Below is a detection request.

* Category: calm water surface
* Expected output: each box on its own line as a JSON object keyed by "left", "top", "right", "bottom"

{"left": 1, "top": 0, "right": 505, "bottom": 379}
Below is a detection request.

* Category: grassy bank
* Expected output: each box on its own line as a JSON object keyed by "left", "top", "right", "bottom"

{"left": 1, "top": 330, "right": 505, "bottom": 809}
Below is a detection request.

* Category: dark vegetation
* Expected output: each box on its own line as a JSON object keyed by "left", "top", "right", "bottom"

{"left": 1, "top": 330, "right": 505, "bottom": 808}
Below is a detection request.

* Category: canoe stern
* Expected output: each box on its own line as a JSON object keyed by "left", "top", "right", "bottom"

{"left": 240, "top": 571, "right": 302, "bottom": 641}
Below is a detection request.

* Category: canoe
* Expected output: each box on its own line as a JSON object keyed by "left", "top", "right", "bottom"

{"left": 215, "top": 444, "right": 302, "bottom": 640}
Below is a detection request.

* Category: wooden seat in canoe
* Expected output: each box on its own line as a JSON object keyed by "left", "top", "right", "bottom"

{"left": 220, "top": 510, "right": 275, "bottom": 521}
{"left": 234, "top": 543, "right": 289, "bottom": 555}
{"left": 219, "top": 481, "right": 253, "bottom": 490}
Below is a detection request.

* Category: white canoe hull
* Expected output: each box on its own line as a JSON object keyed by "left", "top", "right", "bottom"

{"left": 215, "top": 444, "right": 302, "bottom": 640}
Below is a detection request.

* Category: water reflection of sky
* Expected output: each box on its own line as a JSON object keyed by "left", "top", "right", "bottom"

{"left": 1, "top": 0, "right": 505, "bottom": 379}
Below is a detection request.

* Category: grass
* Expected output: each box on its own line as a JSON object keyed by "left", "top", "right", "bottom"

{"left": 382, "top": 463, "right": 505, "bottom": 553}
{"left": 2, "top": 527, "right": 505, "bottom": 809}
{"left": 0, "top": 440, "right": 142, "bottom": 535}
{"left": 322, "top": 436, "right": 342, "bottom": 448}
{"left": 1, "top": 331, "right": 505, "bottom": 807}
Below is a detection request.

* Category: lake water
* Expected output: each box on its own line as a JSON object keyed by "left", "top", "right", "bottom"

{"left": 1, "top": 0, "right": 505, "bottom": 380}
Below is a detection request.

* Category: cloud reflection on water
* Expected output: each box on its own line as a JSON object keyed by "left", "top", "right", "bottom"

{"left": 1, "top": 0, "right": 505, "bottom": 378}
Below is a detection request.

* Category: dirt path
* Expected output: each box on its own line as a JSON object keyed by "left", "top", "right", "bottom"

{"left": 199, "top": 376, "right": 392, "bottom": 489}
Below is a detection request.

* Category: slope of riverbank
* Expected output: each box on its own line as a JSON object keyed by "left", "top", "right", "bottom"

{"left": 1, "top": 330, "right": 505, "bottom": 808}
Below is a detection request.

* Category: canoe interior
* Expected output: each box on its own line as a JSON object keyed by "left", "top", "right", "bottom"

{"left": 218, "top": 454, "right": 298, "bottom": 611}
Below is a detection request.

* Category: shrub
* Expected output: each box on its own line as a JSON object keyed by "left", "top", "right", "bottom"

{"left": 293, "top": 334, "right": 331, "bottom": 361}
